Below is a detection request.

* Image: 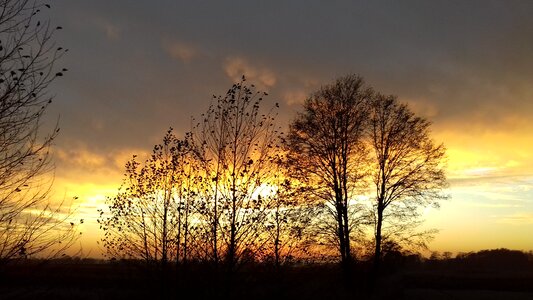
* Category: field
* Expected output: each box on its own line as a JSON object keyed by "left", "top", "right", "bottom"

{"left": 1, "top": 250, "right": 533, "bottom": 299}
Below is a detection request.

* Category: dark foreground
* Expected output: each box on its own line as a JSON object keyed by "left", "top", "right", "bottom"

{"left": 1, "top": 250, "right": 533, "bottom": 300}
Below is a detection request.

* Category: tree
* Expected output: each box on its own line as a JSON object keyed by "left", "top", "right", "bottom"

{"left": 285, "top": 74, "right": 371, "bottom": 274}
{"left": 173, "top": 132, "right": 198, "bottom": 265}
{"left": 368, "top": 94, "right": 447, "bottom": 272}
{"left": 261, "top": 171, "right": 316, "bottom": 268}
{"left": 0, "top": 0, "right": 73, "bottom": 262}
{"left": 190, "top": 76, "right": 280, "bottom": 271}
{"left": 99, "top": 130, "right": 193, "bottom": 267}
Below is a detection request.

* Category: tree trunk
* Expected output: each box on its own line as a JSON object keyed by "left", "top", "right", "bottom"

{"left": 176, "top": 192, "right": 182, "bottom": 265}
{"left": 162, "top": 191, "right": 169, "bottom": 267}
{"left": 183, "top": 198, "right": 190, "bottom": 264}
{"left": 374, "top": 204, "right": 383, "bottom": 271}
{"left": 342, "top": 202, "right": 351, "bottom": 266}
{"left": 228, "top": 197, "right": 237, "bottom": 271}
{"left": 213, "top": 180, "right": 219, "bottom": 265}
{"left": 336, "top": 201, "right": 347, "bottom": 264}
{"left": 274, "top": 207, "right": 281, "bottom": 269}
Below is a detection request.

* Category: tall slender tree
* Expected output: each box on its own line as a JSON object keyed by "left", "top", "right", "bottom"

{"left": 285, "top": 74, "right": 371, "bottom": 274}
{"left": 369, "top": 94, "right": 448, "bottom": 272}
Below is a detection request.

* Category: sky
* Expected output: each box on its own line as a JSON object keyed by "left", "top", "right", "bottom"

{"left": 40, "top": 0, "right": 533, "bottom": 257}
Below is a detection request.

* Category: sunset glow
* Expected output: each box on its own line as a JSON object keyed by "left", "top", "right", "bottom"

{"left": 41, "top": 1, "right": 533, "bottom": 258}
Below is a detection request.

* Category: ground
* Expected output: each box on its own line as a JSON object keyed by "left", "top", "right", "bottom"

{"left": 1, "top": 254, "right": 533, "bottom": 299}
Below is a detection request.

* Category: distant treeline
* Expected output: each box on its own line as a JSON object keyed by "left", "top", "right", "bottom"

{"left": 24, "top": 248, "right": 533, "bottom": 272}
{"left": 426, "top": 248, "right": 533, "bottom": 270}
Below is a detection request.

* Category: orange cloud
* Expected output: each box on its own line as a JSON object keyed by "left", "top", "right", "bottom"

{"left": 282, "top": 89, "right": 308, "bottom": 106}
{"left": 223, "top": 57, "right": 276, "bottom": 89}
{"left": 435, "top": 124, "right": 533, "bottom": 182}
{"left": 163, "top": 40, "right": 198, "bottom": 63}
{"left": 280, "top": 77, "right": 320, "bottom": 106}
{"left": 55, "top": 147, "right": 106, "bottom": 170}
{"left": 53, "top": 144, "right": 150, "bottom": 185}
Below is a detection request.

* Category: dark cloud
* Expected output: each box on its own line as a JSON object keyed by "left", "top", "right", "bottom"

{"left": 46, "top": 0, "right": 533, "bottom": 165}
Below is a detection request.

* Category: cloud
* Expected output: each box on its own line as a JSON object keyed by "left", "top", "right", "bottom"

{"left": 496, "top": 213, "right": 533, "bottom": 225}
{"left": 403, "top": 97, "right": 439, "bottom": 119}
{"left": 163, "top": 40, "right": 198, "bottom": 63}
{"left": 282, "top": 89, "right": 308, "bottom": 106}
{"left": 104, "top": 23, "right": 121, "bottom": 40}
{"left": 93, "top": 18, "right": 121, "bottom": 40}
{"left": 55, "top": 147, "right": 107, "bottom": 170}
{"left": 280, "top": 77, "right": 321, "bottom": 106}
{"left": 53, "top": 143, "right": 150, "bottom": 180}
{"left": 223, "top": 57, "right": 277, "bottom": 89}
{"left": 434, "top": 121, "right": 533, "bottom": 183}
{"left": 465, "top": 202, "right": 522, "bottom": 209}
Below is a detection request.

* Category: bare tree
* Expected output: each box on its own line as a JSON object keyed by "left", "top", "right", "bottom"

{"left": 174, "top": 132, "right": 202, "bottom": 265}
{"left": 285, "top": 74, "right": 371, "bottom": 274}
{"left": 0, "top": 0, "right": 74, "bottom": 262}
{"left": 260, "top": 168, "right": 317, "bottom": 268}
{"left": 98, "top": 129, "right": 192, "bottom": 267}
{"left": 368, "top": 94, "right": 448, "bottom": 272}
{"left": 190, "top": 76, "right": 280, "bottom": 271}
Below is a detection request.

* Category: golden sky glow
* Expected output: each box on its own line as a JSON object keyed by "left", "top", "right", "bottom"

{"left": 52, "top": 119, "right": 533, "bottom": 257}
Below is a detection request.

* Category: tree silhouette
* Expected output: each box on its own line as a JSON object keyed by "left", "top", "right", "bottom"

{"left": 190, "top": 76, "right": 280, "bottom": 271}
{"left": 368, "top": 94, "right": 447, "bottom": 273}
{"left": 260, "top": 169, "right": 316, "bottom": 268}
{"left": 285, "top": 74, "right": 371, "bottom": 274}
{"left": 99, "top": 130, "right": 193, "bottom": 267}
{"left": 0, "top": 0, "right": 74, "bottom": 262}
{"left": 173, "top": 132, "right": 199, "bottom": 265}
